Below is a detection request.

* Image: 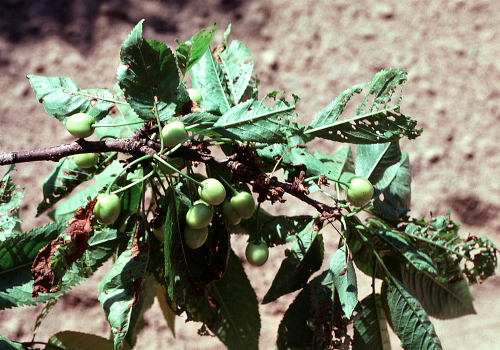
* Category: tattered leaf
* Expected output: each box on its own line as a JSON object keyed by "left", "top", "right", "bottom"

{"left": 326, "top": 245, "right": 358, "bottom": 318}
{"left": 0, "top": 165, "right": 24, "bottom": 241}
{"left": 176, "top": 24, "right": 217, "bottom": 77}
{"left": 98, "top": 221, "right": 149, "bottom": 349}
{"left": 27, "top": 75, "right": 114, "bottom": 122}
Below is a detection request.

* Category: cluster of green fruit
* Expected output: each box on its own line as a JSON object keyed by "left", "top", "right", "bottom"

{"left": 64, "top": 89, "right": 271, "bottom": 267}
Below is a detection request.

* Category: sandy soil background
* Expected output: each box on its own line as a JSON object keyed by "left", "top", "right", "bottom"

{"left": 1, "top": 0, "right": 499, "bottom": 349}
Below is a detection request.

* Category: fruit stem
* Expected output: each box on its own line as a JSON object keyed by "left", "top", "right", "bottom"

{"left": 254, "top": 202, "right": 262, "bottom": 244}
{"left": 105, "top": 154, "right": 154, "bottom": 194}
{"left": 153, "top": 155, "right": 204, "bottom": 187}
{"left": 110, "top": 168, "right": 154, "bottom": 195}
{"left": 92, "top": 121, "right": 145, "bottom": 128}
{"left": 212, "top": 169, "right": 239, "bottom": 196}
{"left": 303, "top": 175, "right": 350, "bottom": 188}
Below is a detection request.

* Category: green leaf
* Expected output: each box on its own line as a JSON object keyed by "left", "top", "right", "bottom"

{"left": 385, "top": 278, "right": 443, "bottom": 350}
{"left": 0, "top": 336, "right": 23, "bottom": 350}
{"left": 366, "top": 220, "right": 437, "bottom": 275}
{"left": 262, "top": 223, "right": 323, "bottom": 304}
{"left": 36, "top": 157, "right": 98, "bottom": 217}
{"left": 326, "top": 245, "right": 358, "bottom": 318}
{"left": 26, "top": 75, "right": 114, "bottom": 122}
{"left": 94, "top": 104, "right": 143, "bottom": 140}
{"left": 373, "top": 153, "right": 411, "bottom": 221}
{"left": 238, "top": 209, "right": 316, "bottom": 247}
{"left": 316, "top": 147, "right": 355, "bottom": 181}
{"left": 355, "top": 141, "right": 402, "bottom": 185}
{"left": 219, "top": 38, "right": 254, "bottom": 104}
{"left": 401, "top": 265, "right": 475, "bottom": 319}
{"left": 176, "top": 24, "right": 217, "bottom": 78}
{"left": 352, "top": 293, "right": 391, "bottom": 350}
{"left": 276, "top": 281, "right": 314, "bottom": 350}
{"left": 191, "top": 48, "right": 231, "bottom": 114}
{"left": 47, "top": 161, "right": 122, "bottom": 222}
{"left": 184, "top": 250, "right": 260, "bottom": 350}
{"left": 276, "top": 271, "right": 343, "bottom": 350}
{"left": 117, "top": 20, "right": 179, "bottom": 121}
{"left": 0, "top": 165, "right": 24, "bottom": 241}
{"left": 305, "top": 69, "right": 421, "bottom": 144}
{"left": 98, "top": 222, "right": 149, "bottom": 349}
{"left": 257, "top": 143, "right": 325, "bottom": 177}
{"left": 46, "top": 331, "right": 113, "bottom": 350}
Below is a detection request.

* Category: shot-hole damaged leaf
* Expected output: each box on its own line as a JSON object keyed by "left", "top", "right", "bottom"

{"left": 27, "top": 75, "right": 114, "bottom": 122}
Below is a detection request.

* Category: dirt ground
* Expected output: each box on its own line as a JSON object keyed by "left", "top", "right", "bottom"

{"left": 1, "top": 0, "right": 499, "bottom": 349}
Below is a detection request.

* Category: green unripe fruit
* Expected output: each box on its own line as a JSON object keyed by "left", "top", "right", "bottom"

{"left": 187, "top": 88, "right": 202, "bottom": 102}
{"left": 347, "top": 177, "right": 374, "bottom": 207}
{"left": 245, "top": 241, "right": 269, "bottom": 267}
{"left": 185, "top": 202, "right": 213, "bottom": 229}
{"left": 94, "top": 193, "right": 121, "bottom": 225}
{"left": 183, "top": 225, "right": 209, "bottom": 249}
{"left": 161, "top": 121, "right": 188, "bottom": 147}
{"left": 221, "top": 198, "right": 241, "bottom": 225}
{"left": 198, "top": 178, "right": 226, "bottom": 205}
{"left": 66, "top": 113, "right": 95, "bottom": 138}
{"left": 230, "top": 192, "right": 255, "bottom": 219}
{"left": 73, "top": 153, "right": 99, "bottom": 168}
{"left": 153, "top": 224, "right": 165, "bottom": 243}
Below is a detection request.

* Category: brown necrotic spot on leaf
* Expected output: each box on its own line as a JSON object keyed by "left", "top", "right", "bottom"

{"left": 90, "top": 98, "right": 98, "bottom": 107}
{"left": 31, "top": 198, "right": 97, "bottom": 298}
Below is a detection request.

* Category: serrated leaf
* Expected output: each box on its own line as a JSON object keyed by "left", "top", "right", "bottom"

{"left": 32, "top": 297, "right": 60, "bottom": 341}
{"left": 262, "top": 223, "right": 323, "bottom": 304}
{"left": 316, "top": 147, "right": 355, "bottom": 180}
{"left": 277, "top": 271, "right": 344, "bottom": 350}
{"left": 326, "top": 245, "right": 358, "bottom": 318}
{"left": 367, "top": 223, "right": 437, "bottom": 275}
{"left": 219, "top": 39, "right": 254, "bottom": 104}
{"left": 239, "top": 211, "right": 315, "bottom": 247}
{"left": 305, "top": 69, "right": 421, "bottom": 144}
{"left": 385, "top": 278, "right": 443, "bottom": 350}
{"left": 212, "top": 97, "right": 300, "bottom": 144}
{"left": 0, "top": 165, "right": 24, "bottom": 241}
{"left": 117, "top": 20, "right": 179, "bottom": 121}
{"left": 191, "top": 48, "right": 231, "bottom": 114}
{"left": 119, "top": 273, "right": 157, "bottom": 350}
{"left": 257, "top": 143, "right": 325, "bottom": 176}
{"left": 27, "top": 75, "right": 114, "bottom": 122}
{"left": 184, "top": 250, "right": 260, "bottom": 350}
{"left": 355, "top": 141, "right": 402, "bottom": 185}
{"left": 46, "top": 331, "right": 113, "bottom": 350}
{"left": 98, "top": 222, "right": 149, "bottom": 349}
{"left": 276, "top": 281, "right": 314, "bottom": 350}
{"left": 0, "top": 223, "right": 119, "bottom": 309}
{"left": 401, "top": 265, "right": 475, "bottom": 319}
{"left": 176, "top": 24, "right": 216, "bottom": 78}
{"left": 373, "top": 153, "right": 411, "bottom": 221}
{"left": 353, "top": 293, "right": 391, "bottom": 350}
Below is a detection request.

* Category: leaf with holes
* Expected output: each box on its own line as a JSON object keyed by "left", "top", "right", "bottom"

{"left": 0, "top": 165, "right": 24, "bottom": 241}
{"left": 27, "top": 75, "right": 114, "bottom": 122}
{"left": 176, "top": 23, "right": 217, "bottom": 79}
{"left": 117, "top": 20, "right": 180, "bottom": 121}
{"left": 305, "top": 69, "right": 421, "bottom": 144}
